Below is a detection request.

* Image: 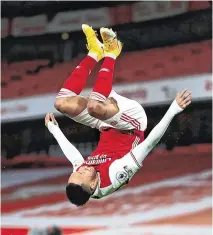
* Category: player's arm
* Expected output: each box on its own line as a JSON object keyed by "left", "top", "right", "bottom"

{"left": 112, "top": 89, "right": 192, "bottom": 184}
{"left": 129, "top": 89, "right": 192, "bottom": 166}
{"left": 45, "top": 113, "right": 84, "bottom": 168}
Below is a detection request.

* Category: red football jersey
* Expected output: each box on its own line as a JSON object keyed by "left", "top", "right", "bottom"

{"left": 77, "top": 128, "right": 144, "bottom": 198}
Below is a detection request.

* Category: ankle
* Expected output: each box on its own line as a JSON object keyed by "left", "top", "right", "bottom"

{"left": 88, "top": 52, "right": 98, "bottom": 62}
{"left": 105, "top": 53, "right": 117, "bottom": 59}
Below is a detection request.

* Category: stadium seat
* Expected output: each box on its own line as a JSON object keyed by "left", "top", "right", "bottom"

{"left": 2, "top": 40, "right": 212, "bottom": 99}
{"left": 2, "top": 144, "right": 212, "bottom": 169}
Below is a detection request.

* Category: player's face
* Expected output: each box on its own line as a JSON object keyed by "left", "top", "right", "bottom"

{"left": 68, "top": 166, "right": 97, "bottom": 190}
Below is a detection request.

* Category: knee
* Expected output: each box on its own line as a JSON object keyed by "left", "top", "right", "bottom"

{"left": 87, "top": 100, "right": 100, "bottom": 117}
{"left": 54, "top": 98, "right": 65, "bottom": 112}
{"left": 55, "top": 97, "right": 87, "bottom": 117}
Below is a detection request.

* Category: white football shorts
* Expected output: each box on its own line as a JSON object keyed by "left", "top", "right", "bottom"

{"left": 72, "top": 90, "right": 147, "bottom": 132}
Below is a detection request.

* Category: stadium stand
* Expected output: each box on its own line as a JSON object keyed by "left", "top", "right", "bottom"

{"left": 1, "top": 1, "right": 212, "bottom": 234}
{"left": 1, "top": 143, "right": 212, "bottom": 169}
{"left": 1, "top": 40, "right": 211, "bottom": 99}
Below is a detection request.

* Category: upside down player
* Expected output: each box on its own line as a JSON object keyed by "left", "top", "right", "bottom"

{"left": 45, "top": 25, "right": 192, "bottom": 206}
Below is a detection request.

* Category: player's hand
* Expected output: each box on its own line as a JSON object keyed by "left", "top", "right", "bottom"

{"left": 45, "top": 113, "right": 58, "bottom": 128}
{"left": 175, "top": 89, "right": 192, "bottom": 109}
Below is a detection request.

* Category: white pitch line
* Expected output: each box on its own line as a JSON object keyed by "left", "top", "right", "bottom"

{"left": 70, "top": 225, "right": 212, "bottom": 235}
{"left": 1, "top": 168, "right": 71, "bottom": 188}
{"left": 1, "top": 197, "right": 212, "bottom": 227}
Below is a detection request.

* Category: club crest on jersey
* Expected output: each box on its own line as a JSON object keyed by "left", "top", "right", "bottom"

{"left": 124, "top": 165, "right": 133, "bottom": 177}
{"left": 116, "top": 171, "right": 128, "bottom": 183}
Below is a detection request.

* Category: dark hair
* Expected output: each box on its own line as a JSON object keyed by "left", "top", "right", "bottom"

{"left": 47, "top": 226, "right": 62, "bottom": 235}
{"left": 66, "top": 183, "right": 91, "bottom": 206}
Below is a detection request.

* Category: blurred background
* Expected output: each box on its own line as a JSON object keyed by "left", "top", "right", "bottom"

{"left": 1, "top": 1, "right": 212, "bottom": 235}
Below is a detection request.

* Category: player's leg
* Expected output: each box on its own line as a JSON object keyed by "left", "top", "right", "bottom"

{"left": 55, "top": 24, "right": 104, "bottom": 118}
{"left": 86, "top": 28, "right": 147, "bottom": 134}
{"left": 55, "top": 56, "right": 93, "bottom": 118}
{"left": 103, "top": 91, "right": 148, "bottom": 133}
{"left": 87, "top": 28, "right": 123, "bottom": 120}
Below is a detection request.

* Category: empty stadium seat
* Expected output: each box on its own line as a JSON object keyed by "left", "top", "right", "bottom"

{"left": 2, "top": 144, "right": 212, "bottom": 169}
{"left": 1, "top": 40, "right": 212, "bottom": 99}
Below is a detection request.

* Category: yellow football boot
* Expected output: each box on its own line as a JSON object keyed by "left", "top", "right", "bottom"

{"left": 82, "top": 24, "right": 104, "bottom": 61}
{"left": 100, "top": 27, "right": 123, "bottom": 57}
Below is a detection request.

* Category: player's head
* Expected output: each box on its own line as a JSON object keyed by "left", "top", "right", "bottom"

{"left": 66, "top": 166, "right": 98, "bottom": 206}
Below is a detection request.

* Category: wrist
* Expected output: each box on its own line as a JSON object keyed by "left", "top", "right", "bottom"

{"left": 47, "top": 122, "right": 58, "bottom": 134}
{"left": 170, "top": 99, "right": 184, "bottom": 115}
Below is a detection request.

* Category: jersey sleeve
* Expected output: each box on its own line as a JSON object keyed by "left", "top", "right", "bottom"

{"left": 109, "top": 153, "right": 142, "bottom": 189}
{"left": 47, "top": 122, "right": 85, "bottom": 168}
{"left": 73, "top": 161, "right": 84, "bottom": 172}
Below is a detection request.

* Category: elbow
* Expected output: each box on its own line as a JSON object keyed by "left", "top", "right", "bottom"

{"left": 87, "top": 100, "right": 100, "bottom": 118}
{"left": 54, "top": 97, "right": 82, "bottom": 117}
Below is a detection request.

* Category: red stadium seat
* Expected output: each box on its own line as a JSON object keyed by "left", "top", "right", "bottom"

{"left": 1, "top": 40, "right": 212, "bottom": 99}
{"left": 1, "top": 144, "right": 212, "bottom": 169}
